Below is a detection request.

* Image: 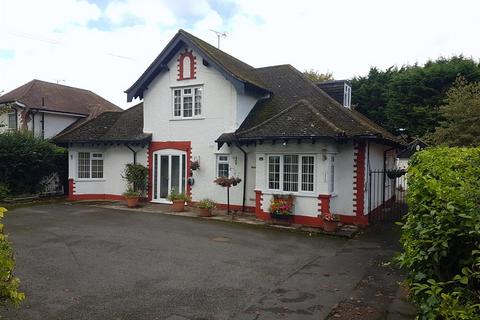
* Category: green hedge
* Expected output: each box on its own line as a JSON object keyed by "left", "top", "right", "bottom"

{"left": 0, "top": 131, "right": 67, "bottom": 195}
{"left": 0, "top": 208, "right": 24, "bottom": 306}
{"left": 397, "top": 147, "right": 480, "bottom": 319}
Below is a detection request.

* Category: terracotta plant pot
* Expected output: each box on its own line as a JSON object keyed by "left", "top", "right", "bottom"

{"left": 125, "top": 196, "right": 139, "bottom": 208}
{"left": 323, "top": 220, "right": 338, "bottom": 232}
{"left": 198, "top": 208, "right": 212, "bottom": 217}
{"left": 171, "top": 200, "right": 185, "bottom": 212}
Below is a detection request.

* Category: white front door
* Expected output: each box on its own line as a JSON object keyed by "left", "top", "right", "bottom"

{"left": 152, "top": 149, "right": 187, "bottom": 203}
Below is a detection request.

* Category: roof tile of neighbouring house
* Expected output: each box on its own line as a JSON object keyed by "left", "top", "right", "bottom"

{"left": 54, "top": 103, "right": 151, "bottom": 144}
{"left": 0, "top": 79, "right": 122, "bottom": 116}
{"left": 221, "top": 64, "right": 399, "bottom": 143}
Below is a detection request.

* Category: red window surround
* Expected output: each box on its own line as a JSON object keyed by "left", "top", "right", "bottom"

{"left": 177, "top": 49, "right": 196, "bottom": 80}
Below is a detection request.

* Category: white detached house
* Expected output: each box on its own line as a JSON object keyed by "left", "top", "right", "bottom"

{"left": 56, "top": 29, "right": 400, "bottom": 227}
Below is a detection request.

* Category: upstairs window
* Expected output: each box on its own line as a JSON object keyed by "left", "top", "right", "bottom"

{"left": 8, "top": 112, "right": 17, "bottom": 130}
{"left": 172, "top": 86, "right": 202, "bottom": 119}
{"left": 343, "top": 83, "right": 352, "bottom": 108}
{"left": 78, "top": 152, "right": 104, "bottom": 179}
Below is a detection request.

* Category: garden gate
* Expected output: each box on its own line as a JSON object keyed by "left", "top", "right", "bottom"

{"left": 368, "top": 169, "right": 407, "bottom": 223}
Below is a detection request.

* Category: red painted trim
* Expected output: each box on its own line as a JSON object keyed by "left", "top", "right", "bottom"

{"left": 177, "top": 49, "right": 196, "bottom": 80}
{"left": 68, "top": 178, "right": 75, "bottom": 200}
{"left": 318, "top": 194, "right": 331, "bottom": 216}
{"left": 254, "top": 190, "right": 270, "bottom": 220}
{"left": 353, "top": 141, "right": 368, "bottom": 226}
{"left": 147, "top": 141, "right": 192, "bottom": 201}
{"left": 69, "top": 194, "right": 125, "bottom": 201}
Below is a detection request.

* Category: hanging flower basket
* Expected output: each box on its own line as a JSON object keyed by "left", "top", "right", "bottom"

{"left": 191, "top": 160, "right": 200, "bottom": 171}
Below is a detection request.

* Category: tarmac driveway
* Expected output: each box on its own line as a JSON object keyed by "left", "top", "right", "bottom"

{"left": 0, "top": 203, "right": 400, "bottom": 320}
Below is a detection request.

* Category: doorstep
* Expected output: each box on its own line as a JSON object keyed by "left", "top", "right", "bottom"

{"left": 75, "top": 201, "right": 360, "bottom": 238}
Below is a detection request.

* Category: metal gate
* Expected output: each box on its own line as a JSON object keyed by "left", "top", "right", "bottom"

{"left": 368, "top": 169, "right": 407, "bottom": 223}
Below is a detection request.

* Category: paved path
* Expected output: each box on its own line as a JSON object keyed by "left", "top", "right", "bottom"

{"left": 1, "top": 203, "right": 406, "bottom": 319}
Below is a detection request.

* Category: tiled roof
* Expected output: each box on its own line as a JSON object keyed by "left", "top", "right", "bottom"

{"left": 221, "top": 65, "right": 399, "bottom": 144}
{"left": 54, "top": 103, "right": 151, "bottom": 144}
{"left": 0, "top": 79, "right": 121, "bottom": 116}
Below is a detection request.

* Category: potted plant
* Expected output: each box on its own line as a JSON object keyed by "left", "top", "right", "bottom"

{"left": 123, "top": 187, "right": 141, "bottom": 208}
{"left": 321, "top": 212, "right": 340, "bottom": 232}
{"left": 269, "top": 195, "right": 294, "bottom": 221}
{"left": 197, "top": 198, "right": 216, "bottom": 217}
{"left": 122, "top": 163, "right": 148, "bottom": 208}
{"left": 168, "top": 190, "right": 190, "bottom": 212}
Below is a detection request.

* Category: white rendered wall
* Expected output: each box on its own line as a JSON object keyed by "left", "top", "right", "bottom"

{"left": 28, "top": 112, "right": 79, "bottom": 139}
{"left": 69, "top": 144, "right": 148, "bottom": 196}
{"left": 142, "top": 45, "right": 258, "bottom": 206}
{"left": 329, "top": 141, "right": 355, "bottom": 216}
{"left": 254, "top": 141, "right": 338, "bottom": 217}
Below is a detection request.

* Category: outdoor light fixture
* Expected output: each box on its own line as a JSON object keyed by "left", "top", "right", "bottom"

{"left": 321, "top": 149, "right": 327, "bottom": 161}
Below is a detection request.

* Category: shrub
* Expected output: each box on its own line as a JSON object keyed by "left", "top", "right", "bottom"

{"left": 0, "top": 207, "right": 25, "bottom": 307}
{"left": 122, "top": 163, "right": 148, "bottom": 196}
{"left": 0, "top": 184, "right": 9, "bottom": 201}
{"left": 396, "top": 147, "right": 480, "bottom": 319}
{"left": 0, "top": 131, "right": 66, "bottom": 195}
{"left": 167, "top": 190, "right": 190, "bottom": 202}
{"left": 198, "top": 198, "right": 216, "bottom": 210}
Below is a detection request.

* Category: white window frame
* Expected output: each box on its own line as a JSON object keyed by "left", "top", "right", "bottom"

{"left": 343, "top": 83, "right": 352, "bottom": 108}
{"left": 266, "top": 154, "right": 316, "bottom": 194}
{"left": 329, "top": 155, "right": 335, "bottom": 194}
{"left": 7, "top": 112, "right": 17, "bottom": 130}
{"left": 77, "top": 152, "right": 104, "bottom": 180}
{"left": 216, "top": 154, "right": 230, "bottom": 178}
{"left": 172, "top": 86, "right": 203, "bottom": 119}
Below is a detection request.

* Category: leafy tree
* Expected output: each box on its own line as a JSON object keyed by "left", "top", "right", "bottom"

{"left": 0, "top": 131, "right": 67, "bottom": 195}
{"left": 351, "top": 56, "right": 480, "bottom": 138}
{"left": 303, "top": 69, "right": 334, "bottom": 82}
{"left": 429, "top": 77, "right": 480, "bottom": 146}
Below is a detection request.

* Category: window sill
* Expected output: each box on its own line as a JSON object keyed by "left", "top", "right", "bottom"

{"left": 170, "top": 117, "right": 205, "bottom": 121}
{"left": 262, "top": 190, "right": 317, "bottom": 198}
{"left": 76, "top": 179, "right": 106, "bottom": 182}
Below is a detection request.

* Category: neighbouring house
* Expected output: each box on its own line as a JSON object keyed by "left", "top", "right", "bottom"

{"left": 0, "top": 79, "right": 122, "bottom": 139}
{"left": 56, "top": 29, "right": 401, "bottom": 227}
{"left": 396, "top": 138, "right": 429, "bottom": 170}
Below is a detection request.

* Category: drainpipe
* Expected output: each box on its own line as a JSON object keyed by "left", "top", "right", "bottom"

{"left": 41, "top": 112, "right": 45, "bottom": 139}
{"left": 235, "top": 142, "right": 248, "bottom": 212}
{"left": 126, "top": 145, "right": 137, "bottom": 164}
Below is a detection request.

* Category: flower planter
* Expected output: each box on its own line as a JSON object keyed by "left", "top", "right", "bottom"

{"left": 198, "top": 208, "right": 213, "bottom": 217}
{"left": 125, "top": 196, "right": 139, "bottom": 208}
{"left": 270, "top": 213, "right": 293, "bottom": 224}
{"left": 171, "top": 200, "right": 185, "bottom": 212}
{"left": 322, "top": 220, "right": 338, "bottom": 232}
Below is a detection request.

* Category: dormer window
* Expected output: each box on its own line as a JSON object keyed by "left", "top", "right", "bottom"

{"left": 177, "top": 49, "right": 196, "bottom": 80}
{"left": 343, "top": 83, "right": 352, "bottom": 108}
{"left": 172, "top": 86, "right": 203, "bottom": 119}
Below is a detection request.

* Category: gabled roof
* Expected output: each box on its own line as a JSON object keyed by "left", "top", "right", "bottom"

{"left": 0, "top": 79, "right": 122, "bottom": 116}
{"left": 125, "top": 29, "right": 269, "bottom": 102}
{"left": 54, "top": 103, "right": 151, "bottom": 144}
{"left": 218, "top": 64, "right": 399, "bottom": 144}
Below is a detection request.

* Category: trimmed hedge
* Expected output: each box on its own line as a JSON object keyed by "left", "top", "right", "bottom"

{"left": 0, "top": 131, "right": 67, "bottom": 195}
{"left": 397, "top": 147, "right": 480, "bottom": 319}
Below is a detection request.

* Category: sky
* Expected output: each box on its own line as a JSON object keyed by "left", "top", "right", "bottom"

{"left": 0, "top": 0, "right": 479, "bottom": 109}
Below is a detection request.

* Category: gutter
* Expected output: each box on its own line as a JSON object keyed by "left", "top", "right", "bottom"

{"left": 235, "top": 142, "right": 248, "bottom": 212}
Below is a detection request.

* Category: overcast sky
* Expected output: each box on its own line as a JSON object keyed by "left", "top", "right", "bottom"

{"left": 1, "top": 0, "right": 479, "bottom": 108}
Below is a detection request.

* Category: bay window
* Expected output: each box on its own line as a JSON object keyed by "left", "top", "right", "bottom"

{"left": 267, "top": 155, "right": 315, "bottom": 193}
{"left": 172, "top": 86, "right": 203, "bottom": 118}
